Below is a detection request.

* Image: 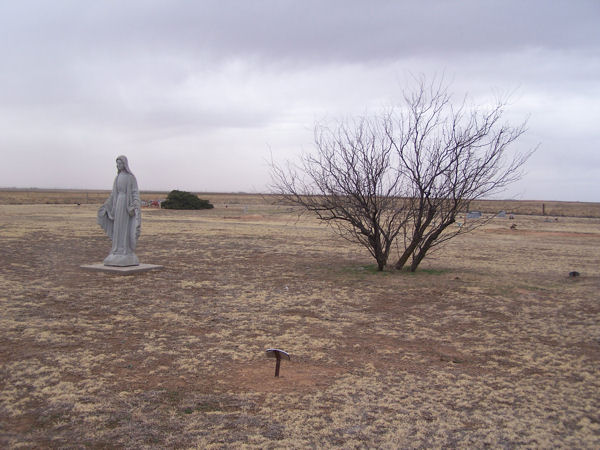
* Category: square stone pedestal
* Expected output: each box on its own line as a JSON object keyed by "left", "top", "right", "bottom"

{"left": 81, "top": 263, "right": 163, "bottom": 275}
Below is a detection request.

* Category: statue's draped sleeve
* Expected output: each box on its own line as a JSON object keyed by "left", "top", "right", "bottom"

{"left": 127, "top": 174, "right": 142, "bottom": 248}
{"left": 97, "top": 177, "right": 117, "bottom": 238}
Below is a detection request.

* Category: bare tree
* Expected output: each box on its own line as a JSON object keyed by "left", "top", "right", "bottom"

{"left": 270, "top": 117, "right": 410, "bottom": 270}
{"left": 390, "top": 77, "right": 534, "bottom": 271}
{"left": 271, "top": 76, "right": 533, "bottom": 272}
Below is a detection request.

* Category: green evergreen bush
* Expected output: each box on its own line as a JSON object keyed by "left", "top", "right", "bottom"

{"left": 161, "top": 190, "right": 214, "bottom": 210}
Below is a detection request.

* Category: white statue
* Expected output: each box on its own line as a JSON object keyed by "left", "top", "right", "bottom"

{"left": 97, "top": 155, "right": 141, "bottom": 266}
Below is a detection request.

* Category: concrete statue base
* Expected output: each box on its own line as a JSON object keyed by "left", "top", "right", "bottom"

{"left": 81, "top": 263, "right": 163, "bottom": 275}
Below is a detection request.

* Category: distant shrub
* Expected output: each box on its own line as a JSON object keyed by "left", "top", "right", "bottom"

{"left": 161, "top": 190, "right": 214, "bottom": 210}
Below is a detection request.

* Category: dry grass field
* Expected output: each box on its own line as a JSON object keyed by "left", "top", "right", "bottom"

{"left": 1, "top": 191, "right": 599, "bottom": 448}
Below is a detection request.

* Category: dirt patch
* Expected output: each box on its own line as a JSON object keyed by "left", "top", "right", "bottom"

{"left": 227, "top": 361, "right": 343, "bottom": 393}
{"left": 485, "top": 227, "right": 600, "bottom": 238}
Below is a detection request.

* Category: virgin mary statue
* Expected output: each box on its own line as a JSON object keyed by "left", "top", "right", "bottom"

{"left": 97, "top": 155, "right": 141, "bottom": 266}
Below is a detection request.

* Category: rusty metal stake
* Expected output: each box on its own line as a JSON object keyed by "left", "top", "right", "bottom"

{"left": 266, "top": 349, "right": 290, "bottom": 377}
{"left": 274, "top": 353, "right": 282, "bottom": 377}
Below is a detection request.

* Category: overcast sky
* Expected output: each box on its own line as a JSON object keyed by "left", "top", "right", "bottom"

{"left": 1, "top": 0, "right": 599, "bottom": 201}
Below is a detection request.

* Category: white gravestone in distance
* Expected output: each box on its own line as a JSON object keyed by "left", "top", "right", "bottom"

{"left": 97, "top": 155, "right": 141, "bottom": 266}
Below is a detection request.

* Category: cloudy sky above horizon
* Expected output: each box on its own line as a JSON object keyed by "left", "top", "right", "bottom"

{"left": 1, "top": 0, "right": 599, "bottom": 201}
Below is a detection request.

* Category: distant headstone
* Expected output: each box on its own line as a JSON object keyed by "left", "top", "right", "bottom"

{"left": 497, "top": 210, "right": 506, "bottom": 218}
{"left": 466, "top": 211, "right": 482, "bottom": 219}
{"left": 97, "top": 155, "right": 141, "bottom": 266}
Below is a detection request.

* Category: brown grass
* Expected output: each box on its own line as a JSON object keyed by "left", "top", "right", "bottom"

{"left": 1, "top": 193, "right": 599, "bottom": 448}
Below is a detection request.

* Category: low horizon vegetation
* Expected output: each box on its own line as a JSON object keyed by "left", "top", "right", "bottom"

{"left": 1, "top": 189, "right": 599, "bottom": 218}
{"left": 160, "top": 190, "right": 214, "bottom": 210}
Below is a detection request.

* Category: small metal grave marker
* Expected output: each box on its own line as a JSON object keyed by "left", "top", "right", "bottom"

{"left": 266, "top": 349, "right": 290, "bottom": 377}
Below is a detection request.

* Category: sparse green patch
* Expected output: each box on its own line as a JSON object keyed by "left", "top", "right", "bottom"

{"left": 194, "top": 400, "right": 227, "bottom": 412}
{"left": 402, "top": 267, "right": 449, "bottom": 275}
{"left": 342, "top": 264, "right": 394, "bottom": 275}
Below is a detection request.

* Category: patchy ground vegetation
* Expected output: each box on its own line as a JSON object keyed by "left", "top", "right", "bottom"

{"left": 1, "top": 194, "right": 599, "bottom": 447}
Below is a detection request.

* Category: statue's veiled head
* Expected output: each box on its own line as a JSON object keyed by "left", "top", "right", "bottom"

{"left": 116, "top": 155, "right": 133, "bottom": 174}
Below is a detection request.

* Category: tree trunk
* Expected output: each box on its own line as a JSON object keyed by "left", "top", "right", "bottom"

{"left": 369, "top": 231, "right": 387, "bottom": 271}
{"left": 408, "top": 218, "right": 454, "bottom": 271}
{"left": 409, "top": 247, "right": 428, "bottom": 272}
{"left": 395, "top": 207, "right": 436, "bottom": 270}
{"left": 395, "top": 238, "right": 418, "bottom": 270}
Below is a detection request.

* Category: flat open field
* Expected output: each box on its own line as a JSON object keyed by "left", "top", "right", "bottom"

{"left": 1, "top": 194, "right": 599, "bottom": 447}
{"left": 2, "top": 188, "right": 600, "bottom": 218}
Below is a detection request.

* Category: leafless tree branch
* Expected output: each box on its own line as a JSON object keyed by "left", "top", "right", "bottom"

{"left": 270, "top": 75, "right": 534, "bottom": 272}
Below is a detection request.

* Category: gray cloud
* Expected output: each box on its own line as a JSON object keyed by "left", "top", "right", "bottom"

{"left": 0, "top": 0, "right": 599, "bottom": 200}
{"left": 5, "top": 1, "right": 599, "bottom": 64}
